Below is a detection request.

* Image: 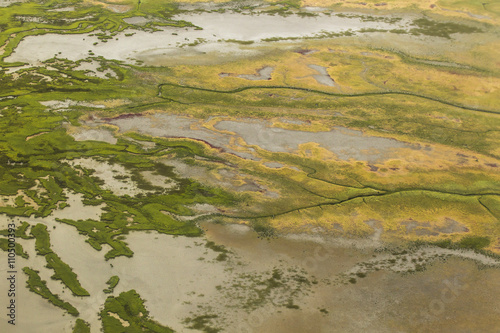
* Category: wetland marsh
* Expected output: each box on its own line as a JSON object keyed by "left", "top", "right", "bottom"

{"left": 0, "top": 0, "right": 499, "bottom": 332}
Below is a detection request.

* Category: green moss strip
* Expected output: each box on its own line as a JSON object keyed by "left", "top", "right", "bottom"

{"left": 103, "top": 275, "right": 120, "bottom": 294}
{"left": 22, "top": 267, "right": 79, "bottom": 316}
{"left": 101, "top": 290, "right": 174, "bottom": 333}
{"left": 30, "top": 223, "right": 90, "bottom": 296}
{"left": 0, "top": 238, "right": 28, "bottom": 259}
{"left": 45, "top": 253, "right": 90, "bottom": 296}
{"left": 73, "top": 319, "right": 91, "bottom": 333}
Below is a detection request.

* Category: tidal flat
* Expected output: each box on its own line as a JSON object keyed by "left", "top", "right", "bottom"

{"left": 0, "top": 0, "right": 499, "bottom": 332}
{"left": 3, "top": 211, "right": 500, "bottom": 332}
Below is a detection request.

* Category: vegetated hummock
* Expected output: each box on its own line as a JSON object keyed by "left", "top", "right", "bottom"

{"left": 100, "top": 290, "right": 174, "bottom": 333}
{"left": 0, "top": 0, "right": 499, "bottom": 332}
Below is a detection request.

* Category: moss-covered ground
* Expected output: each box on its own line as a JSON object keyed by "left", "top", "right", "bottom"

{"left": 103, "top": 275, "right": 120, "bottom": 294}
{"left": 72, "top": 318, "right": 91, "bottom": 333}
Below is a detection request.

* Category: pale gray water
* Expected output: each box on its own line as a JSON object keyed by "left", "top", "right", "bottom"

{"left": 107, "top": 114, "right": 412, "bottom": 162}
{"left": 6, "top": 12, "right": 411, "bottom": 65}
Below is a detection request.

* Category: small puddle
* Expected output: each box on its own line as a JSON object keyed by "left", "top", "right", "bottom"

{"left": 238, "top": 66, "right": 274, "bottom": 80}
{"left": 307, "top": 64, "right": 336, "bottom": 87}
{"left": 123, "top": 16, "right": 150, "bottom": 25}
{"left": 219, "top": 66, "right": 274, "bottom": 80}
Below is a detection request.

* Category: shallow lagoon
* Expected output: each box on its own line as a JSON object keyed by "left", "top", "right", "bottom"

{"left": 6, "top": 12, "right": 411, "bottom": 66}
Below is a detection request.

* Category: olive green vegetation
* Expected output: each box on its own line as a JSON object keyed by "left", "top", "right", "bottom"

{"left": 30, "top": 224, "right": 53, "bottom": 255}
{"left": 103, "top": 275, "right": 120, "bottom": 294}
{"left": 458, "top": 235, "right": 491, "bottom": 249}
{"left": 205, "top": 240, "right": 230, "bottom": 261}
{"left": 409, "top": 18, "right": 483, "bottom": 38}
{"left": 46, "top": 253, "right": 90, "bottom": 296}
{"left": 0, "top": 60, "right": 239, "bottom": 261}
{"left": 100, "top": 290, "right": 174, "bottom": 333}
{"left": 0, "top": 238, "right": 28, "bottom": 258}
{"left": 208, "top": 267, "right": 311, "bottom": 314}
{"left": 205, "top": 241, "right": 228, "bottom": 253}
{"left": 0, "top": 220, "right": 30, "bottom": 258}
{"left": 184, "top": 315, "right": 220, "bottom": 333}
{"left": 3, "top": 47, "right": 495, "bottom": 241}
{"left": 0, "top": 36, "right": 497, "bottom": 250}
{"left": 252, "top": 221, "right": 278, "bottom": 239}
{"left": 0, "top": 221, "right": 33, "bottom": 239}
{"left": 225, "top": 39, "right": 255, "bottom": 45}
{"left": 157, "top": 82, "right": 500, "bottom": 155}
{"left": 410, "top": 236, "right": 500, "bottom": 258}
{"left": 73, "top": 319, "right": 91, "bottom": 333}
{"left": 30, "top": 223, "right": 90, "bottom": 296}
{"left": 22, "top": 267, "right": 79, "bottom": 316}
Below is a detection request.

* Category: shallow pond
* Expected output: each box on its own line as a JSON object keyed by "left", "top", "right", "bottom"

{"left": 6, "top": 12, "right": 411, "bottom": 66}
{"left": 106, "top": 114, "right": 412, "bottom": 162}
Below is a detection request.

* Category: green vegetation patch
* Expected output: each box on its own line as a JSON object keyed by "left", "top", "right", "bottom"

{"left": 410, "top": 236, "right": 500, "bottom": 260}
{"left": 23, "top": 267, "right": 79, "bottom": 316}
{"left": 0, "top": 238, "right": 28, "bottom": 259}
{"left": 29, "top": 223, "right": 89, "bottom": 296}
{"left": 409, "top": 18, "right": 483, "bottom": 39}
{"left": 0, "top": 221, "right": 32, "bottom": 239}
{"left": 30, "top": 224, "right": 52, "bottom": 255}
{"left": 100, "top": 289, "right": 174, "bottom": 333}
{"left": 73, "top": 319, "right": 91, "bottom": 333}
{"left": 103, "top": 275, "right": 120, "bottom": 294}
{"left": 184, "top": 315, "right": 220, "bottom": 333}
{"left": 205, "top": 240, "right": 230, "bottom": 261}
{"left": 252, "top": 220, "right": 278, "bottom": 239}
{"left": 225, "top": 39, "right": 255, "bottom": 45}
{"left": 458, "top": 236, "right": 491, "bottom": 249}
{"left": 429, "top": 236, "right": 492, "bottom": 250}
